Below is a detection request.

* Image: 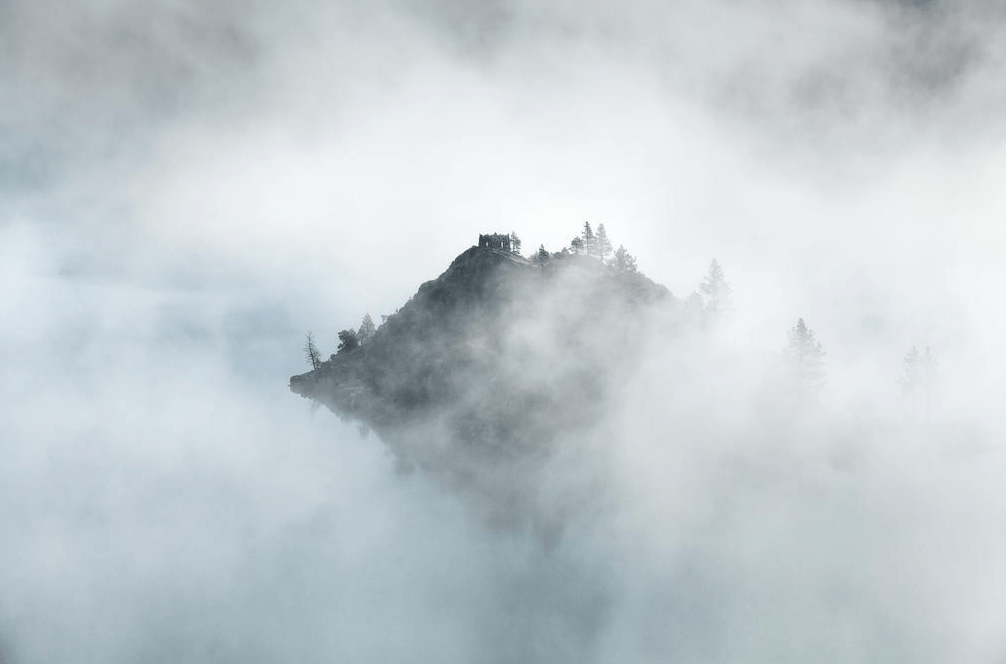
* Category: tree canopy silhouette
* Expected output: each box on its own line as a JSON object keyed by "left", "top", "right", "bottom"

{"left": 784, "top": 318, "right": 826, "bottom": 397}
{"left": 510, "top": 231, "right": 522, "bottom": 255}
{"left": 612, "top": 245, "right": 638, "bottom": 274}
{"left": 596, "top": 224, "right": 612, "bottom": 262}
{"left": 580, "top": 222, "right": 596, "bottom": 258}
{"left": 304, "top": 332, "right": 322, "bottom": 369}
{"left": 699, "top": 259, "right": 732, "bottom": 326}
{"left": 337, "top": 329, "right": 360, "bottom": 354}
{"left": 357, "top": 313, "right": 376, "bottom": 345}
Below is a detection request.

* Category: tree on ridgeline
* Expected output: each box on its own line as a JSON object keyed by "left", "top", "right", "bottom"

{"left": 304, "top": 332, "right": 322, "bottom": 369}
{"left": 581, "top": 222, "right": 596, "bottom": 258}
{"left": 532, "top": 244, "right": 550, "bottom": 265}
{"left": 570, "top": 236, "right": 584, "bottom": 254}
{"left": 337, "top": 329, "right": 360, "bottom": 354}
{"left": 357, "top": 313, "right": 376, "bottom": 345}
{"left": 596, "top": 224, "right": 613, "bottom": 263}
{"left": 510, "top": 231, "right": 522, "bottom": 255}
{"left": 698, "top": 259, "right": 732, "bottom": 327}
{"left": 784, "top": 318, "right": 826, "bottom": 399}
{"left": 612, "top": 245, "right": 638, "bottom": 274}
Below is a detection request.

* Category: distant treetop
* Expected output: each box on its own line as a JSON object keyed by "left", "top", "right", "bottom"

{"left": 784, "top": 318, "right": 826, "bottom": 397}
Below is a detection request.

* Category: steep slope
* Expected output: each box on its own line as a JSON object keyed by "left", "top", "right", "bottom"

{"left": 290, "top": 242, "right": 676, "bottom": 528}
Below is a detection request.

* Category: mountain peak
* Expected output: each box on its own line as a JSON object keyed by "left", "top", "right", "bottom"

{"left": 290, "top": 238, "right": 673, "bottom": 527}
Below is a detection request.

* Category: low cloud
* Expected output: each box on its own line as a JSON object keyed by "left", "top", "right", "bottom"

{"left": 3, "top": 0, "right": 1006, "bottom": 661}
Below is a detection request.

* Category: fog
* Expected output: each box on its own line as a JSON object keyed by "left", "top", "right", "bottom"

{"left": 3, "top": 0, "right": 1006, "bottom": 661}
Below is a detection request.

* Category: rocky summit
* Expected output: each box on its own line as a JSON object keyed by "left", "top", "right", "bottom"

{"left": 290, "top": 238, "right": 675, "bottom": 528}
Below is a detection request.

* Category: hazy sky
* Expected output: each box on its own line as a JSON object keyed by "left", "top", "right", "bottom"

{"left": 3, "top": 0, "right": 1006, "bottom": 662}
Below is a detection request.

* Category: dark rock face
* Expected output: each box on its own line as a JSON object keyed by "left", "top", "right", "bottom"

{"left": 290, "top": 243, "right": 675, "bottom": 532}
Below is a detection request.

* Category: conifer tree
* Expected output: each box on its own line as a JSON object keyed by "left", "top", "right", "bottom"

{"left": 784, "top": 318, "right": 826, "bottom": 397}
{"left": 596, "top": 224, "right": 613, "bottom": 262}
{"left": 612, "top": 245, "right": 638, "bottom": 274}
{"left": 510, "top": 231, "right": 522, "bottom": 255}
{"left": 357, "top": 313, "right": 376, "bottom": 345}
{"left": 304, "top": 332, "right": 322, "bottom": 370}
{"left": 581, "top": 222, "right": 596, "bottom": 258}
{"left": 699, "top": 259, "right": 732, "bottom": 326}
{"left": 570, "top": 237, "right": 584, "bottom": 254}
{"left": 532, "top": 244, "right": 550, "bottom": 265}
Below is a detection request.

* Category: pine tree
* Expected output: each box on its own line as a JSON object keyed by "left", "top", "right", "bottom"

{"left": 532, "top": 244, "right": 550, "bottom": 265}
{"left": 612, "top": 245, "right": 638, "bottom": 274}
{"left": 570, "top": 237, "right": 585, "bottom": 254}
{"left": 510, "top": 231, "right": 522, "bottom": 255}
{"left": 581, "top": 222, "right": 596, "bottom": 258}
{"left": 596, "top": 224, "right": 613, "bottom": 262}
{"left": 357, "top": 313, "right": 376, "bottom": 345}
{"left": 784, "top": 318, "right": 826, "bottom": 397}
{"left": 304, "top": 332, "right": 322, "bottom": 369}
{"left": 698, "top": 259, "right": 732, "bottom": 326}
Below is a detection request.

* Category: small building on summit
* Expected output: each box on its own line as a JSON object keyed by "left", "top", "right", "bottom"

{"left": 478, "top": 233, "right": 511, "bottom": 251}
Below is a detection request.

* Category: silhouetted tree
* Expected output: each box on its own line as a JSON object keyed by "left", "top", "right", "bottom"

{"left": 304, "top": 332, "right": 322, "bottom": 369}
{"left": 699, "top": 259, "right": 732, "bottom": 326}
{"left": 358, "top": 313, "right": 376, "bottom": 345}
{"left": 532, "top": 244, "right": 550, "bottom": 265}
{"left": 581, "top": 222, "right": 596, "bottom": 258}
{"left": 337, "top": 329, "right": 360, "bottom": 354}
{"left": 596, "top": 224, "right": 612, "bottom": 262}
{"left": 510, "top": 231, "right": 522, "bottom": 255}
{"left": 784, "top": 318, "right": 826, "bottom": 397}
{"left": 570, "top": 237, "right": 585, "bottom": 254}
{"left": 612, "top": 245, "right": 638, "bottom": 274}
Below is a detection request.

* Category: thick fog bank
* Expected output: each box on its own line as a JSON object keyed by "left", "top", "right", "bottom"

{"left": 4, "top": 224, "right": 1006, "bottom": 663}
{"left": 4, "top": 0, "right": 1006, "bottom": 661}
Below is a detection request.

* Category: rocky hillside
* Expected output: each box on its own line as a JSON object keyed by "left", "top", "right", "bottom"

{"left": 290, "top": 241, "right": 676, "bottom": 528}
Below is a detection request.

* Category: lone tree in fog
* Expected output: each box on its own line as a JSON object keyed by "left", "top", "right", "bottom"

{"left": 596, "top": 224, "right": 613, "bottom": 262}
{"left": 337, "top": 329, "right": 360, "bottom": 354}
{"left": 510, "top": 231, "right": 522, "bottom": 255}
{"left": 357, "top": 313, "right": 376, "bottom": 345}
{"left": 612, "top": 245, "right": 638, "bottom": 274}
{"left": 901, "top": 345, "right": 939, "bottom": 420}
{"left": 784, "top": 318, "right": 826, "bottom": 397}
{"left": 699, "top": 259, "right": 732, "bottom": 326}
{"left": 532, "top": 244, "right": 550, "bottom": 265}
{"left": 304, "top": 332, "right": 322, "bottom": 370}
